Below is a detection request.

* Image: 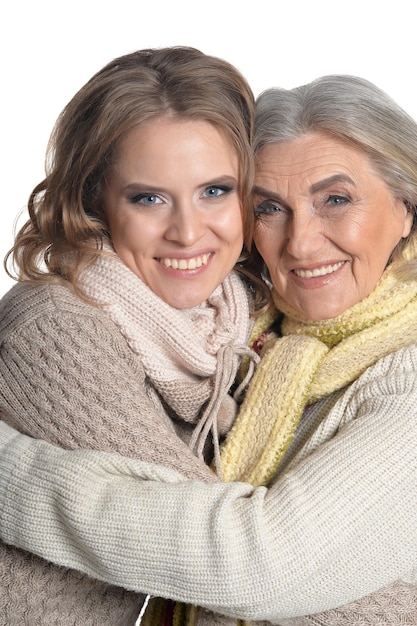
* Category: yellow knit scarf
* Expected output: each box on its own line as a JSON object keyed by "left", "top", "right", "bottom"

{"left": 142, "top": 255, "right": 417, "bottom": 626}
{"left": 220, "top": 262, "right": 417, "bottom": 487}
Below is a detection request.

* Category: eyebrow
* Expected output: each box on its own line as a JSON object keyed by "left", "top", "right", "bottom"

{"left": 253, "top": 186, "right": 284, "bottom": 202}
{"left": 310, "top": 174, "right": 355, "bottom": 193}
{"left": 254, "top": 174, "right": 355, "bottom": 200}
{"left": 122, "top": 175, "right": 238, "bottom": 194}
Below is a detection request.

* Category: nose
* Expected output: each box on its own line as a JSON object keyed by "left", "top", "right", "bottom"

{"left": 285, "top": 209, "right": 325, "bottom": 259}
{"left": 164, "top": 200, "right": 206, "bottom": 246}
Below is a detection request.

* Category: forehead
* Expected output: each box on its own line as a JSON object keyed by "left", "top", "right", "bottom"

{"left": 112, "top": 116, "right": 239, "bottom": 172}
{"left": 120, "top": 116, "right": 235, "bottom": 152}
{"left": 255, "top": 131, "right": 374, "bottom": 188}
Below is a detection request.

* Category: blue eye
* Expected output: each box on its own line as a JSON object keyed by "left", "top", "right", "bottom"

{"left": 129, "top": 193, "right": 163, "bottom": 206}
{"left": 254, "top": 200, "right": 283, "bottom": 215}
{"left": 327, "top": 195, "right": 349, "bottom": 206}
{"left": 203, "top": 185, "right": 232, "bottom": 198}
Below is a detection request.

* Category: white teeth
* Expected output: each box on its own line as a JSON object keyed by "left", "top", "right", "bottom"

{"left": 161, "top": 254, "right": 210, "bottom": 270}
{"left": 294, "top": 261, "right": 344, "bottom": 278}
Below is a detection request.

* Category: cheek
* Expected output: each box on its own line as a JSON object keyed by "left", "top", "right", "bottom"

{"left": 253, "top": 224, "right": 265, "bottom": 251}
{"left": 228, "top": 214, "right": 244, "bottom": 240}
{"left": 111, "top": 218, "right": 151, "bottom": 256}
{"left": 216, "top": 208, "right": 244, "bottom": 246}
{"left": 253, "top": 225, "right": 279, "bottom": 265}
{"left": 228, "top": 204, "right": 244, "bottom": 232}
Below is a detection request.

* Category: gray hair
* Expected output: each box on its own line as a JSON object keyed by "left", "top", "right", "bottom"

{"left": 254, "top": 74, "right": 417, "bottom": 272}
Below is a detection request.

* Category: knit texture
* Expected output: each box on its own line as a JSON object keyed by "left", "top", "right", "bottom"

{"left": 1, "top": 260, "right": 417, "bottom": 623}
{"left": 0, "top": 343, "right": 417, "bottom": 622}
{"left": 160, "top": 253, "right": 417, "bottom": 625}
{"left": 278, "top": 580, "right": 417, "bottom": 625}
{"left": 220, "top": 256, "right": 417, "bottom": 487}
{"left": 0, "top": 253, "right": 253, "bottom": 625}
{"left": 80, "top": 250, "right": 253, "bottom": 434}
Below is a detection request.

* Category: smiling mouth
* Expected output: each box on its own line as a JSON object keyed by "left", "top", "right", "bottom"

{"left": 293, "top": 261, "right": 345, "bottom": 278}
{"left": 159, "top": 253, "right": 212, "bottom": 270}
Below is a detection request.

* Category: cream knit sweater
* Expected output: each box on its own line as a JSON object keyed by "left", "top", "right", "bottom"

{"left": 0, "top": 309, "right": 417, "bottom": 623}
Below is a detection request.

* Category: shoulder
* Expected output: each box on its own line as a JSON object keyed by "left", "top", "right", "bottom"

{"left": 352, "top": 340, "right": 417, "bottom": 396}
{"left": 287, "top": 341, "right": 417, "bottom": 468}
{"left": 0, "top": 281, "right": 112, "bottom": 340}
{"left": 316, "top": 340, "right": 417, "bottom": 435}
{"left": 329, "top": 341, "right": 417, "bottom": 419}
{"left": 0, "top": 281, "right": 147, "bottom": 388}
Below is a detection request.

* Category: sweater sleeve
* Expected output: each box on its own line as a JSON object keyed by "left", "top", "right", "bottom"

{"left": 0, "top": 345, "right": 416, "bottom": 622}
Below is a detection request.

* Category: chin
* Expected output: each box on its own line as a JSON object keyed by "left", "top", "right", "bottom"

{"left": 165, "top": 295, "right": 204, "bottom": 310}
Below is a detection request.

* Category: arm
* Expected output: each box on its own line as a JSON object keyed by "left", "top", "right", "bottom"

{"left": 1, "top": 348, "right": 416, "bottom": 622}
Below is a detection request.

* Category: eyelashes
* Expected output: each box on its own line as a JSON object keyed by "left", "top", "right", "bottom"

{"left": 254, "top": 193, "right": 352, "bottom": 215}
{"left": 128, "top": 184, "right": 235, "bottom": 207}
{"left": 128, "top": 193, "right": 163, "bottom": 206}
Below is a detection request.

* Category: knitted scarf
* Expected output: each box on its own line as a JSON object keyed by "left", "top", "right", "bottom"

{"left": 220, "top": 258, "right": 417, "bottom": 488}
{"left": 79, "top": 248, "right": 256, "bottom": 467}
{"left": 146, "top": 251, "right": 417, "bottom": 626}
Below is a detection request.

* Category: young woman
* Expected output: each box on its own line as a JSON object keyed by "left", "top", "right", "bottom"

{"left": 0, "top": 46, "right": 262, "bottom": 625}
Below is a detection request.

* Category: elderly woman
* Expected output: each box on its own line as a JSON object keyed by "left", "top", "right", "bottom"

{"left": 1, "top": 75, "right": 417, "bottom": 625}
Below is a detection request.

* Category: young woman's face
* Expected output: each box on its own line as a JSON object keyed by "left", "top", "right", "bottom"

{"left": 104, "top": 117, "right": 243, "bottom": 309}
{"left": 253, "top": 132, "right": 413, "bottom": 320}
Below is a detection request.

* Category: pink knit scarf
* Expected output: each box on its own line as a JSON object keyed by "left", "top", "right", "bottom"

{"left": 79, "top": 248, "right": 257, "bottom": 468}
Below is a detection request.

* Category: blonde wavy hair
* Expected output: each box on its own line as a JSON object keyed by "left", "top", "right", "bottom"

{"left": 6, "top": 46, "right": 260, "bottom": 298}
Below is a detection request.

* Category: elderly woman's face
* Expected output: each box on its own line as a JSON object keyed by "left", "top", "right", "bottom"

{"left": 103, "top": 116, "right": 243, "bottom": 309}
{"left": 253, "top": 131, "right": 413, "bottom": 320}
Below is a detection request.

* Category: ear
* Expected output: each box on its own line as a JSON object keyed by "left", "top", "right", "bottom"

{"left": 403, "top": 201, "right": 414, "bottom": 238}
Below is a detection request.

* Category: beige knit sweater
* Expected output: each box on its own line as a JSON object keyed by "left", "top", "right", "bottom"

{"left": 0, "top": 280, "right": 222, "bottom": 625}
{"left": 0, "top": 291, "right": 417, "bottom": 624}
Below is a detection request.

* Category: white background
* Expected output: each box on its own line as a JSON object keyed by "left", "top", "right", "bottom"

{"left": 1, "top": 0, "right": 415, "bottom": 296}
